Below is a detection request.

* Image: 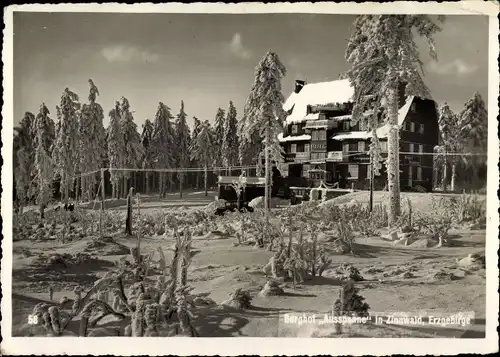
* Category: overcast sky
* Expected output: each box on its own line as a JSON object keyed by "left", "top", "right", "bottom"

{"left": 13, "top": 13, "right": 489, "bottom": 129}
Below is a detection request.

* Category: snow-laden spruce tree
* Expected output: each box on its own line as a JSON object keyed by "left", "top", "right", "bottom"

{"left": 33, "top": 104, "right": 55, "bottom": 218}
{"left": 175, "top": 101, "right": 191, "bottom": 198}
{"left": 435, "top": 103, "right": 461, "bottom": 191}
{"left": 343, "top": 15, "right": 443, "bottom": 225}
{"left": 213, "top": 107, "right": 226, "bottom": 171}
{"left": 190, "top": 116, "right": 202, "bottom": 189}
{"left": 13, "top": 112, "right": 36, "bottom": 211}
{"left": 107, "top": 101, "right": 125, "bottom": 199}
{"left": 151, "top": 102, "right": 176, "bottom": 198}
{"left": 120, "top": 97, "right": 144, "bottom": 197}
{"left": 458, "top": 92, "right": 488, "bottom": 185}
{"left": 241, "top": 50, "right": 287, "bottom": 216}
{"left": 79, "top": 79, "right": 106, "bottom": 202}
{"left": 141, "top": 119, "right": 155, "bottom": 195}
{"left": 53, "top": 88, "right": 80, "bottom": 204}
{"left": 238, "top": 112, "right": 262, "bottom": 168}
{"left": 190, "top": 120, "right": 215, "bottom": 196}
{"left": 222, "top": 101, "right": 239, "bottom": 173}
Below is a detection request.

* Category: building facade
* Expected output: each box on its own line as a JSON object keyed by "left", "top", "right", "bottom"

{"left": 279, "top": 79, "right": 439, "bottom": 192}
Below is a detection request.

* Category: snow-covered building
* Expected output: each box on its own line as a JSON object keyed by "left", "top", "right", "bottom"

{"left": 279, "top": 79, "right": 439, "bottom": 191}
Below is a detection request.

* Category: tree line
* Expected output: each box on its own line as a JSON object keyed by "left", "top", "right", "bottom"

{"left": 13, "top": 80, "right": 246, "bottom": 216}
{"left": 435, "top": 93, "right": 488, "bottom": 192}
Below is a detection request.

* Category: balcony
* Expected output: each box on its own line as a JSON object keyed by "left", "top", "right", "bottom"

{"left": 284, "top": 152, "right": 310, "bottom": 163}
{"left": 304, "top": 119, "right": 332, "bottom": 130}
{"left": 327, "top": 151, "right": 344, "bottom": 162}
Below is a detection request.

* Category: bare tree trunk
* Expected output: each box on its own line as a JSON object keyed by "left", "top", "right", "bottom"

{"left": 387, "top": 86, "right": 401, "bottom": 226}
{"left": 159, "top": 172, "right": 163, "bottom": 199}
{"left": 204, "top": 164, "right": 208, "bottom": 197}
{"left": 122, "top": 176, "right": 127, "bottom": 199}
{"left": 442, "top": 159, "right": 448, "bottom": 192}
{"left": 179, "top": 173, "right": 183, "bottom": 199}
{"left": 65, "top": 177, "right": 70, "bottom": 205}
{"left": 265, "top": 125, "right": 271, "bottom": 221}
{"left": 449, "top": 161, "right": 456, "bottom": 192}
{"left": 39, "top": 203, "right": 46, "bottom": 219}
{"left": 125, "top": 187, "right": 133, "bottom": 236}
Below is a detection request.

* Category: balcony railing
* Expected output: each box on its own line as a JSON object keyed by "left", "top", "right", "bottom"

{"left": 284, "top": 152, "right": 310, "bottom": 163}
{"left": 304, "top": 120, "right": 332, "bottom": 130}
{"left": 295, "top": 152, "right": 310, "bottom": 160}
{"left": 327, "top": 151, "right": 344, "bottom": 162}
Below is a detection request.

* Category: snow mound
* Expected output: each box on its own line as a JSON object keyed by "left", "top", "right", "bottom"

{"left": 248, "top": 197, "right": 280, "bottom": 209}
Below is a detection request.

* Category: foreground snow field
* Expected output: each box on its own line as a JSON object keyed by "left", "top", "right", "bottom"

{"left": 11, "top": 191, "right": 487, "bottom": 337}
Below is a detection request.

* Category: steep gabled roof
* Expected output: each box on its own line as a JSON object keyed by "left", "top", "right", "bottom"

{"left": 284, "top": 79, "right": 354, "bottom": 124}
{"left": 330, "top": 96, "right": 415, "bottom": 140}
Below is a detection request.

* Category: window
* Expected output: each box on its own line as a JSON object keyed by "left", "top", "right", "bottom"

{"left": 291, "top": 125, "right": 298, "bottom": 134}
{"left": 358, "top": 141, "right": 366, "bottom": 152}
{"left": 410, "top": 122, "right": 416, "bottom": 132}
{"left": 342, "top": 142, "right": 349, "bottom": 153}
{"left": 348, "top": 164, "right": 359, "bottom": 179}
{"left": 311, "top": 152, "right": 326, "bottom": 160}
{"left": 419, "top": 124, "right": 424, "bottom": 134}
{"left": 349, "top": 142, "right": 358, "bottom": 152}
{"left": 380, "top": 141, "right": 388, "bottom": 152}
{"left": 297, "top": 143, "right": 305, "bottom": 152}
{"left": 410, "top": 103, "right": 417, "bottom": 113}
{"left": 312, "top": 130, "right": 326, "bottom": 140}
{"left": 304, "top": 143, "right": 310, "bottom": 152}
{"left": 291, "top": 144, "right": 297, "bottom": 153}
{"left": 343, "top": 121, "right": 350, "bottom": 131}
{"left": 408, "top": 143, "right": 414, "bottom": 153}
{"left": 418, "top": 144, "right": 423, "bottom": 154}
{"left": 416, "top": 167, "right": 422, "bottom": 181}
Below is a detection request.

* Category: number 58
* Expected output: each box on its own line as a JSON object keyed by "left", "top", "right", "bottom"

{"left": 28, "top": 314, "right": 39, "bottom": 325}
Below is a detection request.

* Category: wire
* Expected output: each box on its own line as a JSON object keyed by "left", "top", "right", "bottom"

{"left": 107, "top": 165, "right": 259, "bottom": 173}
{"left": 45, "top": 150, "right": 487, "bottom": 183}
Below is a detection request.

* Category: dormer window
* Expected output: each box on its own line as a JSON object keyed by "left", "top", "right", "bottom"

{"left": 343, "top": 121, "right": 350, "bottom": 131}
{"left": 291, "top": 124, "right": 298, "bottom": 134}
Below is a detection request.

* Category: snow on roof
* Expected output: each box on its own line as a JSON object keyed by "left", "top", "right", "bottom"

{"left": 331, "top": 131, "right": 372, "bottom": 140}
{"left": 283, "top": 92, "right": 298, "bottom": 112}
{"left": 304, "top": 113, "right": 320, "bottom": 120}
{"left": 285, "top": 79, "right": 354, "bottom": 124}
{"left": 278, "top": 133, "right": 312, "bottom": 142}
{"left": 330, "top": 96, "right": 415, "bottom": 141}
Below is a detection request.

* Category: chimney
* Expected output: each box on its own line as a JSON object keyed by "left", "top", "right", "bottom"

{"left": 294, "top": 80, "right": 306, "bottom": 94}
